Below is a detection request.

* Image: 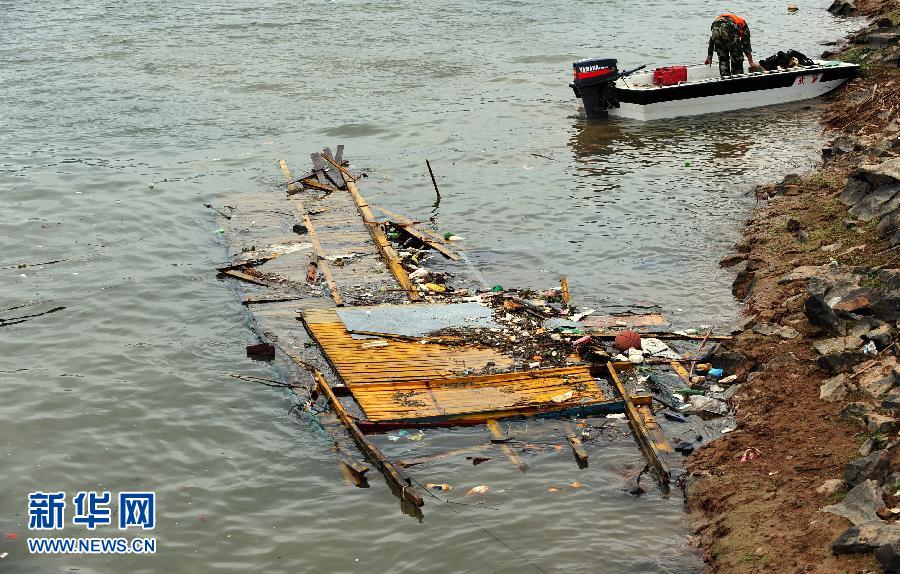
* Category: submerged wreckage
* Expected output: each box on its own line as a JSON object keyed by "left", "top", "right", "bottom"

{"left": 216, "top": 146, "right": 738, "bottom": 511}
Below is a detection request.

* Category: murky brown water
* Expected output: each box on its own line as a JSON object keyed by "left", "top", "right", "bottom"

{"left": 1, "top": 1, "right": 856, "bottom": 572}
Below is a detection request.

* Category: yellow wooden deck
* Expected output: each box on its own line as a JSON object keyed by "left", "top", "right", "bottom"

{"left": 301, "top": 306, "right": 607, "bottom": 422}
{"left": 301, "top": 307, "right": 514, "bottom": 386}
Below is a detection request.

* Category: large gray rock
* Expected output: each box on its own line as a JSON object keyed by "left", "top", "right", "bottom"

{"left": 840, "top": 158, "right": 900, "bottom": 222}
{"left": 868, "top": 413, "right": 900, "bottom": 435}
{"left": 871, "top": 290, "right": 900, "bottom": 322}
{"left": 821, "top": 374, "right": 850, "bottom": 402}
{"left": 814, "top": 337, "right": 860, "bottom": 356}
{"left": 753, "top": 322, "right": 800, "bottom": 339}
{"left": 841, "top": 401, "right": 875, "bottom": 424}
{"left": 833, "top": 522, "right": 900, "bottom": 554}
{"left": 827, "top": 0, "right": 857, "bottom": 15}
{"left": 877, "top": 268, "right": 900, "bottom": 291}
{"left": 877, "top": 209, "right": 900, "bottom": 246}
{"left": 858, "top": 360, "right": 899, "bottom": 398}
{"left": 845, "top": 449, "right": 892, "bottom": 487}
{"left": 822, "top": 480, "right": 883, "bottom": 526}
{"left": 806, "top": 294, "right": 848, "bottom": 336}
{"left": 875, "top": 540, "right": 900, "bottom": 573}
{"left": 818, "top": 351, "right": 867, "bottom": 374}
{"left": 883, "top": 387, "right": 900, "bottom": 410}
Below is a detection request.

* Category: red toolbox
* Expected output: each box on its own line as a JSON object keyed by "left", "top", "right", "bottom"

{"left": 652, "top": 66, "right": 687, "bottom": 86}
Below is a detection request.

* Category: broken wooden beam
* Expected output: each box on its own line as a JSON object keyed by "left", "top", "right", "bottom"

{"left": 277, "top": 159, "right": 343, "bottom": 306}
{"left": 486, "top": 419, "right": 528, "bottom": 473}
{"left": 397, "top": 442, "right": 494, "bottom": 468}
{"left": 565, "top": 429, "right": 589, "bottom": 468}
{"left": 607, "top": 362, "right": 671, "bottom": 494}
{"left": 301, "top": 211, "right": 344, "bottom": 306}
{"left": 312, "top": 369, "right": 424, "bottom": 507}
{"left": 322, "top": 150, "right": 356, "bottom": 184}
{"left": 221, "top": 269, "right": 270, "bottom": 287}
{"left": 299, "top": 178, "right": 338, "bottom": 194}
{"left": 344, "top": 179, "right": 421, "bottom": 301}
{"left": 246, "top": 343, "right": 276, "bottom": 360}
{"left": 374, "top": 206, "right": 461, "bottom": 261}
{"left": 670, "top": 360, "right": 692, "bottom": 385}
{"left": 560, "top": 276, "right": 571, "bottom": 305}
{"left": 242, "top": 296, "right": 306, "bottom": 306}
{"left": 322, "top": 148, "right": 346, "bottom": 188}
{"left": 217, "top": 254, "right": 280, "bottom": 272}
{"left": 279, "top": 159, "right": 302, "bottom": 194}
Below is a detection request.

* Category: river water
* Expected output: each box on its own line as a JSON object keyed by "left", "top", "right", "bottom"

{"left": 1, "top": 1, "right": 855, "bottom": 572}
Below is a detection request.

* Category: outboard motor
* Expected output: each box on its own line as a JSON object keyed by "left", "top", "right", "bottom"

{"left": 570, "top": 57, "right": 619, "bottom": 119}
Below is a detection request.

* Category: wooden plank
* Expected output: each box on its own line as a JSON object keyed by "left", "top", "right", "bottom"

{"left": 374, "top": 206, "right": 451, "bottom": 247}
{"left": 300, "top": 178, "right": 338, "bottom": 194}
{"left": 344, "top": 179, "right": 421, "bottom": 301}
{"left": 588, "top": 330, "right": 732, "bottom": 342}
{"left": 607, "top": 362, "right": 670, "bottom": 493}
{"left": 221, "top": 269, "right": 270, "bottom": 287}
{"left": 670, "top": 361, "right": 692, "bottom": 385}
{"left": 277, "top": 160, "right": 343, "bottom": 306}
{"left": 374, "top": 206, "right": 461, "bottom": 261}
{"left": 486, "top": 419, "right": 527, "bottom": 473}
{"left": 322, "top": 152, "right": 357, "bottom": 184}
{"left": 242, "top": 296, "right": 305, "bottom": 306}
{"left": 397, "top": 443, "right": 494, "bottom": 468}
{"left": 310, "top": 153, "right": 332, "bottom": 187}
{"left": 302, "top": 211, "right": 343, "bottom": 306}
{"left": 565, "top": 429, "right": 589, "bottom": 467}
{"left": 335, "top": 144, "right": 344, "bottom": 165}
{"left": 278, "top": 159, "right": 301, "bottom": 194}
{"left": 322, "top": 147, "right": 346, "bottom": 188}
{"left": 309, "top": 153, "right": 343, "bottom": 188}
{"left": 312, "top": 369, "right": 424, "bottom": 507}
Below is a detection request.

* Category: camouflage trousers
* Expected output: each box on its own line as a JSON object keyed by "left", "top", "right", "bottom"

{"left": 710, "top": 21, "right": 744, "bottom": 76}
{"left": 716, "top": 46, "right": 744, "bottom": 76}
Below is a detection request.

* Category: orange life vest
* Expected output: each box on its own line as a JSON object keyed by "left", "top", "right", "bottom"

{"left": 717, "top": 13, "right": 748, "bottom": 35}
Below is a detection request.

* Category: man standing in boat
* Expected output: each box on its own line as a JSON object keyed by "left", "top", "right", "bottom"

{"left": 705, "top": 13, "right": 757, "bottom": 76}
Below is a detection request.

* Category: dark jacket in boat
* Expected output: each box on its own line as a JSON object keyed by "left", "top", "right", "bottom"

{"left": 759, "top": 50, "right": 815, "bottom": 71}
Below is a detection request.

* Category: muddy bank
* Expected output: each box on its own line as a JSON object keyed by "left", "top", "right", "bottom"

{"left": 686, "top": 2, "right": 900, "bottom": 572}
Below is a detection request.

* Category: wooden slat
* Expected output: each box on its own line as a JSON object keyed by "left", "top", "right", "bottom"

{"left": 301, "top": 307, "right": 509, "bottom": 386}
{"left": 344, "top": 180, "right": 421, "bottom": 301}
{"left": 374, "top": 206, "right": 461, "bottom": 261}
{"left": 607, "top": 362, "right": 671, "bottom": 493}
{"left": 310, "top": 152, "right": 333, "bottom": 187}
{"left": 302, "top": 210, "right": 343, "bottom": 306}
{"left": 279, "top": 159, "right": 301, "bottom": 194}
{"left": 277, "top": 160, "right": 343, "bottom": 306}
{"left": 565, "top": 429, "right": 589, "bottom": 467}
{"left": 221, "top": 269, "right": 270, "bottom": 287}
{"left": 312, "top": 369, "right": 424, "bottom": 507}
{"left": 322, "top": 148, "right": 346, "bottom": 188}
{"left": 487, "top": 419, "right": 527, "bottom": 472}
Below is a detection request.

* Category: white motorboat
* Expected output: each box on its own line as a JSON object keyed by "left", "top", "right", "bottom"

{"left": 569, "top": 57, "right": 859, "bottom": 121}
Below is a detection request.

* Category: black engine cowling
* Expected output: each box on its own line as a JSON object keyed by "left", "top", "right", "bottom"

{"left": 569, "top": 57, "right": 619, "bottom": 119}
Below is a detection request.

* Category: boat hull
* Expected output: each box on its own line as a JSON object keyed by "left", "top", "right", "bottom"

{"left": 585, "top": 63, "right": 858, "bottom": 121}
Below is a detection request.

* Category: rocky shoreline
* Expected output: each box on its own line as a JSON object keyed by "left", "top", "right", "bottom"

{"left": 686, "top": 1, "right": 900, "bottom": 572}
